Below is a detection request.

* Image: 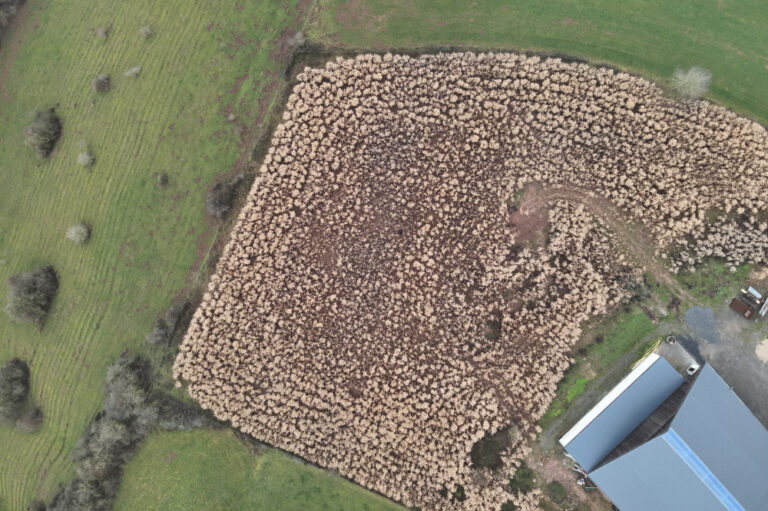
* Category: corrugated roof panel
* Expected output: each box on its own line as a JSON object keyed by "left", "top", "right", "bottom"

{"left": 560, "top": 355, "right": 684, "bottom": 471}
{"left": 671, "top": 365, "right": 768, "bottom": 510}
{"left": 590, "top": 436, "right": 728, "bottom": 511}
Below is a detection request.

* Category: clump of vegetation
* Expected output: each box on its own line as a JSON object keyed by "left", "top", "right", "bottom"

{"left": 157, "top": 173, "right": 169, "bottom": 188}
{"left": 5, "top": 266, "right": 59, "bottom": 328}
{"left": 0, "top": 358, "right": 30, "bottom": 423}
{"left": 205, "top": 174, "right": 244, "bottom": 220}
{"left": 66, "top": 223, "right": 91, "bottom": 245}
{"left": 451, "top": 485, "right": 466, "bottom": 502}
{"left": 77, "top": 150, "right": 95, "bottom": 167}
{"left": 470, "top": 434, "right": 503, "bottom": 470}
{"left": 671, "top": 66, "right": 711, "bottom": 100}
{"left": 0, "top": 0, "right": 21, "bottom": 37}
{"left": 24, "top": 109, "right": 62, "bottom": 158}
{"left": 124, "top": 66, "right": 141, "bottom": 77}
{"left": 145, "top": 301, "right": 189, "bottom": 345}
{"left": 16, "top": 406, "right": 44, "bottom": 433}
{"left": 501, "top": 502, "right": 517, "bottom": 511}
{"left": 27, "top": 500, "right": 46, "bottom": 511}
{"left": 508, "top": 461, "right": 536, "bottom": 494}
{"left": 95, "top": 26, "right": 109, "bottom": 39}
{"left": 48, "top": 353, "right": 210, "bottom": 510}
{"left": 91, "top": 74, "right": 111, "bottom": 92}
{"left": 545, "top": 481, "right": 568, "bottom": 504}
{"left": 139, "top": 25, "right": 152, "bottom": 38}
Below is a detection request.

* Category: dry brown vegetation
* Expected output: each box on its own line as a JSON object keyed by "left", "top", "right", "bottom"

{"left": 174, "top": 53, "right": 768, "bottom": 510}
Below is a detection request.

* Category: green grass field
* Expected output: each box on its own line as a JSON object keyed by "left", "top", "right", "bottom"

{"left": 309, "top": 0, "right": 768, "bottom": 125}
{"left": 2, "top": 0, "right": 766, "bottom": 510}
{"left": 0, "top": 0, "right": 303, "bottom": 507}
{"left": 114, "top": 430, "right": 404, "bottom": 511}
{"left": 539, "top": 309, "right": 655, "bottom": 429}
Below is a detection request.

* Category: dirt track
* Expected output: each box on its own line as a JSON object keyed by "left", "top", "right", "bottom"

{"left": 519, "top": 185, "right": 698, "bottom": 305}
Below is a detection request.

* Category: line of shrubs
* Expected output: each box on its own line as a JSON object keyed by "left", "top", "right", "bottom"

{"left": 46, "top": 353, "right": 213, "bottom": 511}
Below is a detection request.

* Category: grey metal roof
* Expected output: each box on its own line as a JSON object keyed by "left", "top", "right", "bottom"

{"left": 669, "top": 365, "right": 768, "bottom": 510}
{"left": 590, "top": 435, "right": 728, "bottom": 511}
{"left": 587, "top": 365, "right": 768, "bottom": 511}
{"left": 560, "top": 355, "right": 684, "bottom": 471}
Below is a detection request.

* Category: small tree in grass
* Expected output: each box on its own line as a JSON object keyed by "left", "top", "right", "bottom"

{"left": 66, "top": 223, "right": 91, "bottom": 245}
{"left": 139, "top": 25, "right": 152, "bottom": 38}
{"left": 24, "top": 109, "right": 62, "bottom": 158}
{"left": 0, "top": 358, "right": 30, "bottom": 423}
{"left": 671, "top": 66, "right": 711, "bottom": 100}
{"left": 5, "top": 266, "right": 59, "bottom": 328}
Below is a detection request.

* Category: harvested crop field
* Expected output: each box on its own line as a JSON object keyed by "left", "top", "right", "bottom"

{"left": 174, "top": 52, "right": 768, "bottom": 510}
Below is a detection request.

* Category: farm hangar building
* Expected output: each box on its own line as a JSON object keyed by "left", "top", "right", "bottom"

{"left": 560, "top": 354, "right": 768, "bottom": 511}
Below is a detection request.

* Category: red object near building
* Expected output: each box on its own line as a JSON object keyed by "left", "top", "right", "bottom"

{"left": 730, "top": 297, "right": 755, "bottom": 319}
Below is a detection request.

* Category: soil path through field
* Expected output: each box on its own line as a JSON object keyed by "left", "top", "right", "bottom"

{"left": 519, "top": 186, "right": 698, "bottom": 305}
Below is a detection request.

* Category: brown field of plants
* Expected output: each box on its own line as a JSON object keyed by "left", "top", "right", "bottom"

{"left": 174, "top": 53, "right": 768, "bottom": 510}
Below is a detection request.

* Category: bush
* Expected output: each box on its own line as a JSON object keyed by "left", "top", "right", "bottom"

{"left": 24, "top": 109, "right": 62, "bottom": 158}
{"left": 5, "top": 266, "right": 59, "bottom": 327}
{"left": 470, "top": 434, "right": 503, "bottom": 470}
{"left": 155, "top": 394, "right": 212, "bottom": 431}
{"left": 145, "top": 318, "right": 171, "bottom": 345}
{"left": 66, "top": 223, "right": 91, "bottom": 244}
{"left": 77, "top": 150, "right": 95, "bottom": 167}
{"left": 671, "top": 66, "right": 711, "bottom": 100}
{"left": 452, "top": 484, "right": 466, "bottom": 502}
{"left": 205, "top": 181, "right": 237, "bottom": 219}
{"left": 48, "top": 477, "right": 115, "bottom": 511}
{"left": 509, "top": 461, "right": 536, "bottom": 494}
{"left": 91, "top": 74, "right": 111, "bottom": 92}
{"left": 16, "top": 406, "right": 44, "bottom": 433}
{"left": 0, "top": 358, "right": 30, "bottom": 423}
{"left": 0, "top": 0, "right": 21, "bottom": 35}
{"left": 27, "top": 500, "right": 46, "bottom": 511}
{"left": 545, "top": 481, "right": 568, "bottom": 504}
{"left": 139, "top": 25, "right": 152, "bottom": 38}
{"left": 146, "top": 301, "right": 189, "bottom": 345}
{"left": 95, "top": 26, "right": 109, "bottom": 39}
{"left": 500, "top": 502, "right": 517, "bottom": 511}
{"left": 102, "top": 355, "right": 153, "bottom": 424}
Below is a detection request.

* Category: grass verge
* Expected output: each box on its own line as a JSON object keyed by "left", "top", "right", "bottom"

{"left": 113, "top": 429, "right": 404, "bottom": 511}
{"left": 675, "top": 259, "right": 750, "bottom": 307}
{"left": 308, "top": 0, "right": 768, "bottom": 125}
{"left": 0, "top": 0, "right": 300, "bottom": 507}
{"left": 538, "top": 308, "right": 656, "bottom": 430}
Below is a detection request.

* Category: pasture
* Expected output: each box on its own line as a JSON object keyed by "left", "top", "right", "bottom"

{"left": 0, "top": 0, "right": 307, "bottom": 507}
{"left": 1, "top": 0, "right": 766, "bottom": 510}
{"left": 309, "top": 0, "right": 768, "bottom": 125}
{"left": 114, "top": 430, "right": 404, "bottom": 511}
